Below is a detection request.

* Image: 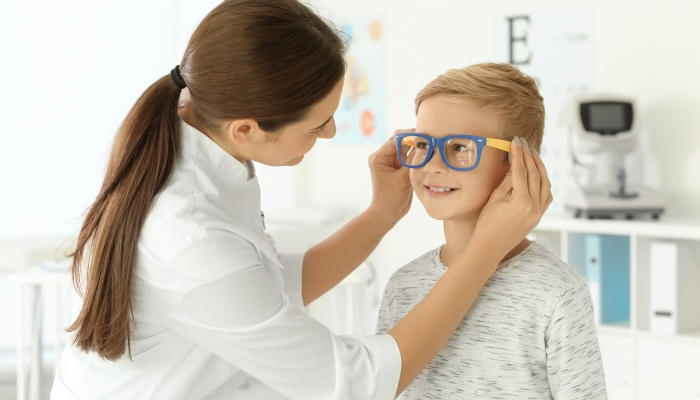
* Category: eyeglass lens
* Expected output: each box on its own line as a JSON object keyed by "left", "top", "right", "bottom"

{"left": 399, "top": 136, "right": 478, "bottom": 169}
{"left": 444, "top": 137, "right": 477, "bottom": 168}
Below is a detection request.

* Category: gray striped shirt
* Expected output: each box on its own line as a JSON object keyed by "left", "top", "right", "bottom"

{"left": 376, "top": 242, "right": 607, "bottom": 399}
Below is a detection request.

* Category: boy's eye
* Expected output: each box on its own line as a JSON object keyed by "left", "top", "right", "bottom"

{"left": 415, "top": 141, "right": 430, "bottom": 150}
{"left": 452, "top": 144, "right": 473, "bottom": 152}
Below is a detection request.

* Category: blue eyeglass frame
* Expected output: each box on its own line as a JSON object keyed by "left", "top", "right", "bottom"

{"left": 394, "top": 133, "right": 512, "bottom": 171}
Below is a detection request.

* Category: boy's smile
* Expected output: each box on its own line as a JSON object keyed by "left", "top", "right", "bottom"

{"left": 411, "top": 95, "right": 510, "bottom": 222}
{"left": 424, "top": 185, "right": 457, "bottom": 197}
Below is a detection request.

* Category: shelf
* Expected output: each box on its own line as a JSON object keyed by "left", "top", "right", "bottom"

{"left": 530, "top": 213, "right": 700, "bottom": 396}
{"left": 0, "top": 236, "right": 72, "bottom": 272}
{"left": 597, "top": 321, "right": 632, "bottom": 337}
{"left": 597, "top": 326, "right": 700, "bottom": 346}
{"left": 535, "top": 214, "right": 700, "bottom": 240}
{"left": 602, "top": 319, "right": 631, "bottom": 329}
{"left": 636, "top": 329, "right": 700, "bottom": 347}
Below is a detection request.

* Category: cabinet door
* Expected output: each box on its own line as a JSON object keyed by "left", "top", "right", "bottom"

{"left": 598, "top": 333, "right": 634, "bottom": 400}
{"left": 637, "top": 337, "right": 700, "bottom": 400}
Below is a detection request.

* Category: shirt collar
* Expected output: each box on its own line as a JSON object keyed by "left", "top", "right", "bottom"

{"left": 432, "top": 241, "right": 539, "bottom": 274}
{"left": 180, "top": 120, "right": 254, "bottom": 182}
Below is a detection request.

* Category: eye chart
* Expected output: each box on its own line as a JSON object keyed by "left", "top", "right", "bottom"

{"left": 493, "top": 8, "right": 593, "bottom": 213}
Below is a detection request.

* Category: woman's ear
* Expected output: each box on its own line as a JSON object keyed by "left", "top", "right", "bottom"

{"left": 226, "top": 119, "right": 262, "bottom": 145}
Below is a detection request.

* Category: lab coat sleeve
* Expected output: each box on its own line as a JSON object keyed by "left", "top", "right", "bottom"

{"left": 277, "top": 250, "right": 305, "bottom": 309}
{"left": 544, "top": 279, "right": 608, "bottom": 400}
{"left": 265, "top": 233, "right": 305, "bottom": 309}
{"left": 155, "top": 233, "right": 401, "bottom": 400}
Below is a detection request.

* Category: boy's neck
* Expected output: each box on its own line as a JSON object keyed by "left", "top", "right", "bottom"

{"left": 440, "top": 218, "right": 531, "bottom": 269}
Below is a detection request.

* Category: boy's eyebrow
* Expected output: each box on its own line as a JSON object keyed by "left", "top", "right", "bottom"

{"left": 311, "top": 115, "right": 334, "bottom": 131}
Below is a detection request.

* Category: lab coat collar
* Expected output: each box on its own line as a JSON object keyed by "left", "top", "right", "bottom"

{"left": 179, "top": 120, "right": 283, "bottom": 269}
{"left": 180, "top": 121, "right": 253, "bottom": 182}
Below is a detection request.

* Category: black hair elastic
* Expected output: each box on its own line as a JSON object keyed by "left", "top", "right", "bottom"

{"left": 170, "top": 65, "right": 187, "bottom": 89}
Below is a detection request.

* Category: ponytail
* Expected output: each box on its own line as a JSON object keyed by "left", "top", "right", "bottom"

{"left": 67, "top": 75, "right": 181, "bottom": 360}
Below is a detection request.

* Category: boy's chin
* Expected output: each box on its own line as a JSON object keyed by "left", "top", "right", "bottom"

{"left": 424, "top": 206, "right": 479, "bottom": 222}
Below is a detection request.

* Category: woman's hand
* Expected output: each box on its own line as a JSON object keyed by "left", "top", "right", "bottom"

{"left": 367, "top": 130, "right": 415, "bottom": 224}
{"left": 472, "top": 137, "right": 553, "bottom": 260}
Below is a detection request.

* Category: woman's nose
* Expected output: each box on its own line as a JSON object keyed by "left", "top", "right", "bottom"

{"left": 320, "top": 129, "right": 336, "bottom": 139}
{"left": 319, "top": 121, "right": 337, "bottom": 139}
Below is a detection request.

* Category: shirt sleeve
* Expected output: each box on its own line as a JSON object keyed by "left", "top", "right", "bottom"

{"left": 545, "top": 279, "right": 608, "bottom": 400}
{"left": 375, "top": 283, "right": 394, "bottom": 335}
{"left": 153, "top": 233, "right": 401, "bottom": 400}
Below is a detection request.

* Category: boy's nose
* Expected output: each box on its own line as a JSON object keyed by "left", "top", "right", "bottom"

{"left": 423, "top": 148, "right": 449, "bottom": 174}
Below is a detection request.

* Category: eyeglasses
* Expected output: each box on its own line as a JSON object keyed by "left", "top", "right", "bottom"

{"left": 395, "top": 133, "right": 512, "bottom": 171}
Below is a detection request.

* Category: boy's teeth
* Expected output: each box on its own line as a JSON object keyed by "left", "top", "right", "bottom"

{"left": 429, "top": 187, "right": 453, "bottom": 193}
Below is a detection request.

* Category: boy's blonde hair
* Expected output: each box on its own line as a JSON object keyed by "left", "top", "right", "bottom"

{"left": 415, "top": 63, "right": 545, "bottom": 151}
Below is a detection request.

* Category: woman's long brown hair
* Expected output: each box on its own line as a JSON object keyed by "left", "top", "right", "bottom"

{"left": 68, "top": 0, "right": 346, "bottom": 361}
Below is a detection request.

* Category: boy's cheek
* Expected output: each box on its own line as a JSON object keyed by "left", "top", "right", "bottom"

{"left": 455, "top": 181, "right": 493, "bottom": 213}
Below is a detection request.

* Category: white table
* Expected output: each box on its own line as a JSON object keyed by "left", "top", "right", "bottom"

{"left": 8, "top": 263, "right": 70, "bottom": 400}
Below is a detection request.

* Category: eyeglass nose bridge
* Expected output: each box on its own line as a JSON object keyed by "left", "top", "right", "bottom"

{"left": 424, "top": 137, "right": 448, "bottom": 167}
{"left": 424, "top": 149, "right": 454, "bottom": 174}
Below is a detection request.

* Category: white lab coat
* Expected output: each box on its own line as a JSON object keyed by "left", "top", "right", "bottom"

{"left": 51, "top": 121, "right": 401, "bottom": 400}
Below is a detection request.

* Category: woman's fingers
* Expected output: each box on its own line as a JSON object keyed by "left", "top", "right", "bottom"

{"left": 371, "top": 136, "right": 401, "bottom": 170}
{"left": 531, "top": 149, "right": 552, "bottom": 212}
{"left": 509, "top": 137, "right": 530, "bottom": 202}
{"left": 473, "top": 137, "right": 552, "bottom": 261}
{"left": 519, "top": 138, "right": 541, "bottom": 208}
{"left": 371, "top": 129, "right": 415, "bottom": 171}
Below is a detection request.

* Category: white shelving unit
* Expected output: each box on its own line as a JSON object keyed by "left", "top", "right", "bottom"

{"left": 532, "top": 215, "right": 700, "bottom": 400}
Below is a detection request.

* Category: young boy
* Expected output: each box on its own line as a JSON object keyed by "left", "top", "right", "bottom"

{"left": 376, "top": 63, "right": 607, "bottom": 399}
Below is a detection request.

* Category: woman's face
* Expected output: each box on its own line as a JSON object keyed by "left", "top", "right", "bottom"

{"left": 225, "top": 78, "right": 344, "bottom": 167}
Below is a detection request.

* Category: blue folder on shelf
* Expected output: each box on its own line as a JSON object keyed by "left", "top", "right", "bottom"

{"left": 570, "top": 234, "right": 630, "bottom": 326}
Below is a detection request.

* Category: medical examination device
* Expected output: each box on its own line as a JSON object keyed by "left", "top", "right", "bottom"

{"left": 560, "top": 93, "right": 665, "bottom": 219}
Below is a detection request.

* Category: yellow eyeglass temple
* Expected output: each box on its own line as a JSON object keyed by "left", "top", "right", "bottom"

{"left": 485, "top": 138, "right": 512, "bottom": 153}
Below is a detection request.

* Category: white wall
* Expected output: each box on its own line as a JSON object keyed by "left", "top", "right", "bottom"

{"left": 0, "top": 0, "right": 179, "bottom": 239}
{"left": 0, "top": 0, "right": 299, "bottom": 241}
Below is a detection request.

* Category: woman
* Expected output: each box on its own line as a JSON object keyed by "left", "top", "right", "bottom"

{"left": 52, "top": 1, "right": 552, "bottom": 399}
